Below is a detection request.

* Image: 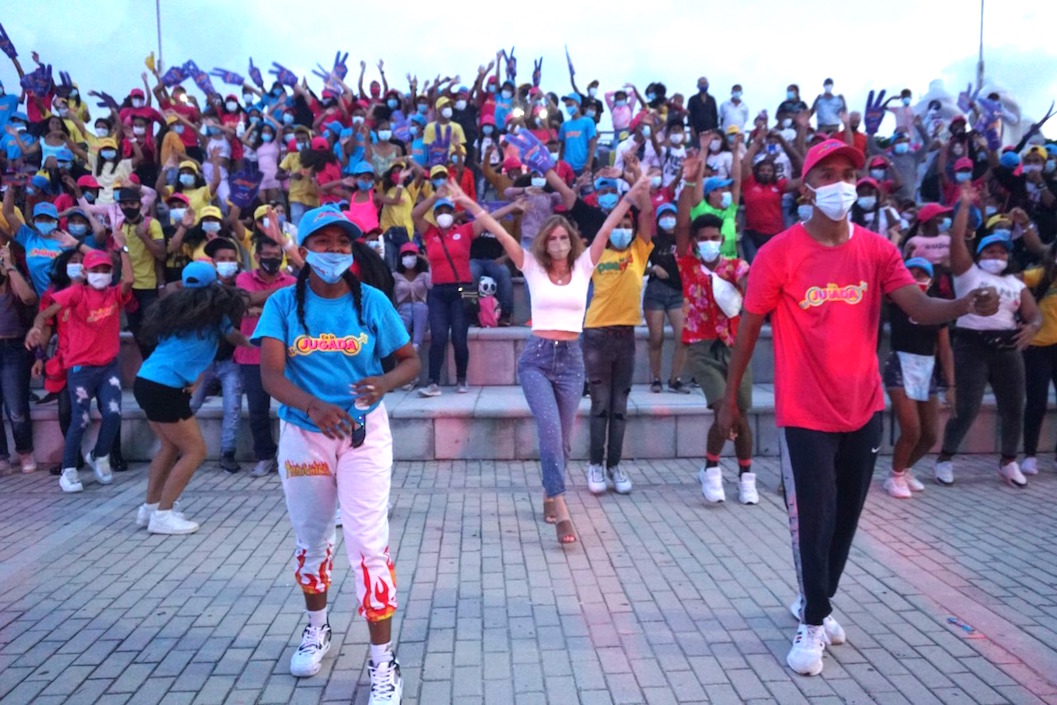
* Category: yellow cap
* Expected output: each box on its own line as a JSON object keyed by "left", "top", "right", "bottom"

{"left": 985, "top": 214, "right": 1011, "bottom": 229}
{"left": 253, "top": 205, "right": 269, "bottom": 221}
{"left": 97, "top": 137, "right": 118, "bottom": 150}
{"left": 435, "top": 96, "right": 451, "bottom": 110}
{"left": 200, "top": 205, "right": 222, "bottom": 221}
{"left": 178, "top": 160, "right": 200, "bottom": 174}
{"left": 429, "top": 165, "right": 448, "bottom": 178}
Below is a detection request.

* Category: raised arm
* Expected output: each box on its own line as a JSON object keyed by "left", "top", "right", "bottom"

{"left": 453, "top": 188, "right": 525, "bottom": 269}
{"left": 544, "top": 164, "right": 578, "bottom": 210}
{"left": 949, "top": 183, "right": 976, "bottom": 276}
{"left": 589, "top": 174, "right": 651, "bottom": 265}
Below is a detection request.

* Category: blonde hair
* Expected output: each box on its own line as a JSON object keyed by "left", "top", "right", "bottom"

{"left": 529, "top": 215, "right": 586, "bottom": 271}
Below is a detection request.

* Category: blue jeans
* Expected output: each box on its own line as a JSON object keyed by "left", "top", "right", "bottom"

{"left": 0, "top": 339, "right": 32, "bottom": 457}
{"left": 290, "top": 202, "right": 308, "bottom": 227}
{"left": 398, "top": 302, "right": 429, "bottom": 349}
{"left": 240, "top": 364, "right": 276, "bottom": 461}
{"left": 470, "top": 259, "right": 513, "bottom": 321}
{"left": 427, "top": 284, "right": 470, "bottom": 383}
{"left": 64, "top": 358, "right": 122, "bottom": 468}
{"left": 518, "top": 336, "right": 585, "bottom": 498}
{"left": 190, "top": 358, "right": 243, "bottom": 455}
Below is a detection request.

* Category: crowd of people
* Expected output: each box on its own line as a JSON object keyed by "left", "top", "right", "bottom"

{"left": 0, "top": 35, "right": 1055, "bottom": 694}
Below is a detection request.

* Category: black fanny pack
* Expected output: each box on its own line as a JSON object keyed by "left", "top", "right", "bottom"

{"left": 956, "top": 327, "right": 1018, "bottom": 351}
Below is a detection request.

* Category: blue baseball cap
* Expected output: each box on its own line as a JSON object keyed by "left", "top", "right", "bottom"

{"left": 32, "top": 202, "right": 59, "bottom": 220}
{"left": 296, "top": 204, "right": 363, "bottom": 246}
{"left": 563, "top": 93, "right": 582, "bottom": 105}
{"left": 182, "top": 261, "right": 217, "bottom": 289}
{"left": 433, "top": 198, "right": 455, "bottom": 212}
{"left": 455, "top": 85, "right": 469, "bottom": 95}
{"left": 976, "top": 233, "right": 1013, "bottom": 254}
{"left": 351, "top": 161, "right": 375, "bottom": 176}
{"left": 55, "top": 148, "right": 74, "bottom": 162}
{"left": 324, "top": 120, "right": 344, "bottom": 136}
{"left": 704, "top": 177, "right": 733, "bottom": 195}
{"left": 594, "top": 177, "right": 618, "bottom": 191}
{"left": 410, "top": 114, "right": 428, "bottom": 126}
{"left": 904, "top": 257, "right": 934, "bottom": 277}
{"left": 656, "top": 203, "right": 677, "bottom": 218}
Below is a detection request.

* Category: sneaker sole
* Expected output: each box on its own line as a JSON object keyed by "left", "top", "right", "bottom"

{"left": 60, "top": 484, "right": 84, "bottom": 493}
{"left": 786, "top": 653, "right": 824, "bottom": 676}
{"left": 934, "top": 476, "right": 954, "bottom": 486}
{"left": 740, "top": 496, "right": 759, "bottom": 505}
{"left": 1000, "top": 474, "right": 1027, "bottom": 489}
{"left": 587, "top": 484, "right": 608, "bottom": 495}
{"left": 148, "top": 524, "right": 199, "bottom": 535}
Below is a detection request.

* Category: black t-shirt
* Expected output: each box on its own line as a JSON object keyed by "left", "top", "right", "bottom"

{"left": 889, "top": 300, "right": 941, "bottom": 356}
{"left": 569, "top": 198, "right": 607, "bottom": 244}
{"left": 647, "top": 230, "right": 681, "bottom": 290}
{"left": 470, "top": 232, "right": 504, "bottom": 260}
{"left": 453, "top": 106, "right": 479, "bottom": 147}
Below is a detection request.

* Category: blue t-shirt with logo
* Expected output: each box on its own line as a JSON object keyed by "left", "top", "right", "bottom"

{"left": 137, "top": 318, "right": 233, "bottom": 388}
{"left": 251, "top": 283, "right": 409, "bottom": 432}
{"left": 15, "top": 224, "right": 70, "bottom": 296}
{"left": 558, "top": 117, "right": 598, "bottom": 171}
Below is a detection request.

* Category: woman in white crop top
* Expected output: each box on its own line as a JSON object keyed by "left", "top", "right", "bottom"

{"left": 447, "top": 183, "right": 638, "bottom": 545}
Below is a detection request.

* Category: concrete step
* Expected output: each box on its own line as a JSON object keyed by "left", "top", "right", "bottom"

{"left": 20, "top": 384, "right": 1052, "bottom": 467}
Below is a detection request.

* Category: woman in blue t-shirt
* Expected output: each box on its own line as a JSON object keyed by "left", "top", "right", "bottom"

{"left": 251, "top": 205, "right": 419, "bottom": 700}
{"left": 132, "top": 262, "right": 250, "bottom": 535}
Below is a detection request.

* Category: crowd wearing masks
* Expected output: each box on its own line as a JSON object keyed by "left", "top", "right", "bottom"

{"left": 0, "top": 30, "right": 1055, "bottom": 693}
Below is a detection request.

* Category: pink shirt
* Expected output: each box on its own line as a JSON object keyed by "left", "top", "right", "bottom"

{"left": 343, "top": 192, "right": 380, "bottom": 234}
{"left": 235, "top": 269, "right": 296, "bottom": 365}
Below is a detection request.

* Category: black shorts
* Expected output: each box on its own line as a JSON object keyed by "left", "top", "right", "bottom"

{"left": 133, "top": 376, "right": 193, "bottom": 423}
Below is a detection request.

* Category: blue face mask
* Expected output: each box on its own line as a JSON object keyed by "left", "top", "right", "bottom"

{"left": 566, "top": 105, "right": 577, "bottom": 117}
{"left": 937, "top": 217, "right": 952, "bottom": 234}
{"left": 893, "top": 142, "right": 910, "bottom": 155}
{"left": 955, "top": 171, "right": 972, "bottom": 183}
{"left": 786, "top": 90, "right": 796, "bottom": 100}
{"left": 68, "top": 223, "right": 88, "bottom": 237}
{"left": 357, "top": 179, "right": 373, "bottom": 190}
{"left": 597, "top": 192, "right": 619, "bottom": 211}
{"left": 35, "top": 221, "right": 57, "bottom": 236}
{"left": 261, "top": 132, "right": 274, "bottom": 142}
{"left": 417, "top": 104, "right": 428, "bottom": 115}
{"left": 84, "top": 191, "right": 96, "bottom": 203}
{"left": 608, "top": 228, "right": 633, "bottom": 249}
{"left": 614, "top": 99, "right": 626, "bottom": 107}
{"left": 387, "top": 99, "right": 399, "bottom": 109}
{"left": 431, "top": 177, "right": 446, "bottom": 190}
{"left": 718, "top": 192, "right": 733, "bottom": 209}
{"left": 206, "top": 126, "right": 220, "bottom": 137}
{"left": 482, "top": 125, "right": 494, "bottom": 136}
{"left": 179, "top": 173, "right": 196, "bottom": 187}
{"left": 305, "top": 250, "right": 354, "bottom": 284}
{"left": 646, "top": 93, "right": 656, "bottom": 102}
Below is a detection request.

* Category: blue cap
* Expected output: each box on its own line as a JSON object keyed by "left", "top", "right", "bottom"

{"left": 324, "top": 120, "right": 344, "bottom": 136}
{"left": 563, "top": 93, "right": 582, "bottom": 105}
{"left": 904, "top": 257, "right": 934, "bottom": 277}
{"left": 32, "top": 202, "right": 59, "bottom": 220}
{"left": 704, "top": 177, "right": 733, "bottom": 195}
{"left": 1045, "top": 142, "right": 1057, "bottom": 156}
{"left": 594, "top": 177, "right": 618, "bottom": 191}
{"left": 433, "top": 198, "right": 455, "bottom": 212}
{"left": 67, "top": 207, "right": 88, "bottom": 220}
{"left": 410, "top": 114, "right": 428, "bottom": 126}
{"left": 296, "top": 204, "right": 363, "bottom": 246}
{"left": 455, "top": 85, "right": 469, "bottom": 95}
{"left": 351, "top": 161, "right": 374, "bottom": 176}
{"left": 30, "top": 174, "right": 50, "bottom": 190}
{"left": 976, "top": 233, "right": 1013, "bottom": 254}
{"left": 55, "top": 148, "right": 74, "bottom": 162}
{"left": 952, "top": 200, "right": 982, "bottom": 231}
{"left": 999, "top": 151, "right": 1021, "bottom": 169}
{"left": 11, "top": 111, "right": 28, "bottom": 123}
{"left": 656, "top": 203, "right": 677, "bottom": 218}
{"left": 181, "top": 261, "right": 217, "bottom": 289}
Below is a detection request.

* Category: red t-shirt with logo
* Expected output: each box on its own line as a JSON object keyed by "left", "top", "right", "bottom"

{"left": 424, "top": 222, "right": 475, "bottom": 284}
{"left": 741, "top": 173, "right": 788, "bottom": 236}
{"left": 49, "top": 284, "right": 133, "bottom": 367}
{"left": 744, "top": 223, "right": 915, "bottom": 432}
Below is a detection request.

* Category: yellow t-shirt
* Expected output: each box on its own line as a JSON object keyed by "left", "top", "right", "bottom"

{"left": 121, "top": 217, "right": 165, "bottom": 290}
{"left": 1024, "top": 268, "right": 1057, "bottom": 347}
{"left": 422, "top": 120, "right": 465, "bottom": 153}
{"left": 584, "top": 237, "right": 654, "bottom": 328}
{"left": 380, "top": 186, "right": 413, "bottom": 234}
{"left": 163, "top": 185, "right": 215, "bottom": 220}
{"left": 0, "top": 206, "right": 25, "bottom": 234}
{"left": 281, "top": 153, "right": 319, "bottom": 207}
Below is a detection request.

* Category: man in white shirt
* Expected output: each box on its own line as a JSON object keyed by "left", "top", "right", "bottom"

{"left": 720, "top": 84, "right": 750, "bottom": 133}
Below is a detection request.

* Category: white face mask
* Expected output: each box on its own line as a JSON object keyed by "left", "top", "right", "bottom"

{"left": 978, "top": 258, "right": 1007, "bottom": 275}
{"left": 95, "top": 126, "right": 109, "bottom": 138}
{"left": 440, "top": 107, "right": 453, "bottom": 119}
{"left": 216, "top": 262, "right": 239, "bottom": 279}
{"left": 401, "top": 255, "right": 418, "bottom": 269}
{"left": 718, "top": 192, "right": 733, "bottom": 209}
{"left": 530, "top": 177, "right": 546, "bottom": 188}
{"left": 131, "top": 98, "right": 144, "bottom": 108}
{"left": 869, "top": 168, "right": 886, "bottom": 180}
{"left": 709, "top": 139, "right": 721, "bottom": 153}
{"left": 797, "top": 205, "right": 814, "bottom": 222}
{"left": 857, "top": 196, "right": 877, "bottom": 211}
{"left": 658, "top": 216, "right": 677, "bottom": 231}
{"left": 436, "top": 213, "right": 454, "bottom": 228}
{"left": 670, "top": 133, "right": 684, "bottom": 145}
{"left": 455, "top": 99, "right": 467, "bottom": 111}
{"left": 87, "top": 272, "right": 111, "bottom": 290}
{"left": 132, "top": 126, "right": 146, "bottom": 136}
{"left": 697, "top": 240, "right": 722, "bottom": 261}
{"left": 807, "top": 181, "right": 857, "bottom": 222}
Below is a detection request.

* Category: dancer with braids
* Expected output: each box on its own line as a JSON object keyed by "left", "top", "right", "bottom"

{"left": 132, "top": 262, "right": 250, "bottom": 535}
{"left": 253, "top": 205, "right": 419, "bottom": 703}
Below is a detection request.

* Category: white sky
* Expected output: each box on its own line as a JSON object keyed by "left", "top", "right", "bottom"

{"left": 3, "top": 0, "right": 1056, "bottom": 137}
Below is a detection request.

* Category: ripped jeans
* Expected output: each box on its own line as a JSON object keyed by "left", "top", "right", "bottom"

{"left": 64, "top": 358, "right": 122, "bottom": 469}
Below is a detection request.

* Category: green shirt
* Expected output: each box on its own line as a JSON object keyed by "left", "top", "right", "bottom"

{"left": 689, "top": 200, "right": 738, "bottom": 258}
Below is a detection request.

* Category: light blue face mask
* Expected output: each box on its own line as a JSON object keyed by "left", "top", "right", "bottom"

{"left": 305, "top": 250, "right": 354, "bottom": 284}
{"left": 68, "top": 223, "right": 88, "bottom": 237}
{"left": 718, "top": 192, "right": 733, "bottom": 209}
{"left": 893, "top": 142, "right": 910, "bottom": 155}
{"left": 608, "top": 228, "right": 633, "bottom": 249}
{"left": 697, "top": 240, "right": 722, "bottom": 261}
{"left": 797, "top": 205, "right": 814, "bottom": 222}
{"left": 35, "top": 220, "right": 57, "bottom": 236}
{"left": 597, "top": 192, "right": 618, "bottom": 211}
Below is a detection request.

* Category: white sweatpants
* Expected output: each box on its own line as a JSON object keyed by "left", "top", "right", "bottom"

{"left": 277, "top": 404, "right": 397, "bottom": 622}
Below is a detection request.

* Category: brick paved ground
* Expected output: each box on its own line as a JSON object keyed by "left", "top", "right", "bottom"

{"left": 1, "top": 454, "right": 1056, "bottom": 704}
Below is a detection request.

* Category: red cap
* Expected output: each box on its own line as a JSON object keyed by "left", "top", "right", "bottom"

{"left": 127, "top": 174, "right": 141, "bottom": 185}
{"left": 399, "top": 243, "right": 419, "bottom": 255}
{"left": 917, "top": 203, "right": 953, "bottom": 224}
{"left": 129, "top": 88, "right": 145, "bottom": 98}
{"left": 310, "top": 136, "right": 330, "bottom": 150}
{"left": 954, "top": 157, "right": 973, "bottom": 170}
{"left": 225, "top": 93, "right": 239, "bottom": 102}
{"left": 801, "top": 139, "right": 866, "bottom": 178}
{"left": 501, "top": 155, "right": 522, "bottom": 171}
{"left": 83, "top": 250, "right": 113, "bottom": 270}
{"left": 166, "top": 192, "right": 191, "bottom": 206}
{"left": 486, "top": 76, "right": 498, "bottom": 84}
{"left": 856, "top": 177, "right": 880, "bottom": 190}
{"left": 950, "top": 115, "right": 967, "bottom": 125}
{"left": 76, "top": 174, "right": 100, "bottom": 189}
{"left": 868, "top": 156, "right": 887, "bottom": 168}
{"left": 480, "top": 114, "right": 496, "bottom": 127}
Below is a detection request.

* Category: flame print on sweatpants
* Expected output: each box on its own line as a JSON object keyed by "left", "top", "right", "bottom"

{"left": 359, "top": 550, "right": 398, "bottom": 622}
{"left": 295, "top": 543, "right": 334, "bottom": 595}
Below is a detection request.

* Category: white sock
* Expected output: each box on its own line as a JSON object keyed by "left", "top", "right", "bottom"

{"left": 370, "top": 641, "right": 392, "bottom": 665}
{"left": 307, "top": 608, "right": 328, "bottom": 628}
{"left": 144, "top": 502, "right": 159, "bottom": 511}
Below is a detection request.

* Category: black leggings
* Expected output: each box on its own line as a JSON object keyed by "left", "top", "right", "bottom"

{"left": 1024, "top": 344, "right": 1057, "bottom": 457}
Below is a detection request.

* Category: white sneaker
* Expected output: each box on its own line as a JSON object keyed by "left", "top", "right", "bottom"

{"left": 788, "top": 596, "right": 846, "bottom": 645}
{"left": 1021, "top": 457, "right": 1038, "bottom": 475}
{"left": 19, "top": 453, "right": 37, "bottom": 474}
{"left": 136, "top": 502, "right": 185, "bottom": 527}
{"left": 738, "top": 472, "right": 759, "bottom": 505}
{"left": 418, "top": 383, "right": 441, "bottom": 398}
{"left": 608, "top": 466, "right": 632, "bottom": 494}
{"left": 456, "top": 380, "right": 470, "bottom": 394}
{"left": 289, "top": 624, "right": 332, "bottom": 677}
{"left": 250, "top": 458, "right": 277, "bottom": 478}
{"left": 999, "top": 460, "right": 1027, "bottom": 488}
{"left": 700, "top": 467, "right": 725, "bottom": 503}
{"left": 586, "top": 464, "right": 607, "bottom": 495}
{"left": 148, "top": 509, "right": 199, "bottom": 535}
{"left": 905, "top": 470, "right": 925, "bottom": 492}
{"left": 59, "top": 467, "right": 83, "bottom": 493}
{"left": 368, "top": 656, "right": 403, "bottom": 704}
{"left": 934, "top": 459, "right": 954, "bottom": 486}
{"left": 786, "top": 624, "right": 826, "bottom": 676}
{"left": 86, "top": 452, "right": 113, "bottom": 485}
{"left": 883, "top": 473, "right": 912, "bottom": 499}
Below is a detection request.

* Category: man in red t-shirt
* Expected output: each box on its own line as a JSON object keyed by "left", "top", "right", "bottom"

{"left": 716, "top": 139, "right": 1000, "bottom": 677}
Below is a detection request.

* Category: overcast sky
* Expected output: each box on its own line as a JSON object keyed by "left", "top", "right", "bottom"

{"left": 3, "top": 0, "right": 1056, "bottom": 138}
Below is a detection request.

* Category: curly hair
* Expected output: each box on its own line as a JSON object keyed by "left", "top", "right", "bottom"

{"left": 139, "top": 284, "right": 247, "bottom": 347}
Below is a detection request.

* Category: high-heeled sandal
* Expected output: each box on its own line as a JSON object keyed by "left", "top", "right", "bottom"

{"left": 552, "top": 501, "right": 577, "bottom": 545}
{"left": 542, "top": 495, "right": 558, "bottom": 524}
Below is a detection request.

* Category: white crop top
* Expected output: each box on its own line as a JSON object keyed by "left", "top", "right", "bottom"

{"left": 520, "top": 251, "right": 596, "bottom": 333}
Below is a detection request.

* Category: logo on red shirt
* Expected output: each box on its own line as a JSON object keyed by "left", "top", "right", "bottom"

{"left": 289, "top": 333, "right": 368, "bottom": 356}
{"left": 799, "top": 281, "right": 868, "bottom": 309}
{"left": 86, "top": 304, "right": 118, "bottom": 324}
